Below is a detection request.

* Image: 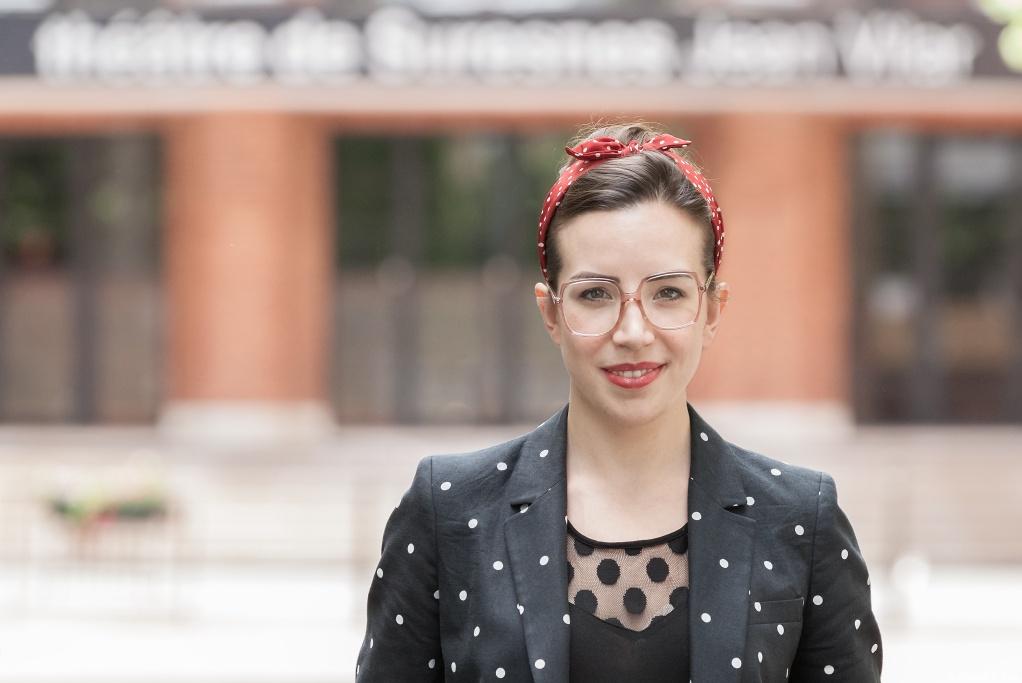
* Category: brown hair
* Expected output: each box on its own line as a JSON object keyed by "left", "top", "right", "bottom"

{"left": 543, "top": 120, "right": 721, "bottom": 301}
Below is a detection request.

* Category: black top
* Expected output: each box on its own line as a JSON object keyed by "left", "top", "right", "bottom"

{"left": 566, "top": 519, "right": 690, "bottom": 683}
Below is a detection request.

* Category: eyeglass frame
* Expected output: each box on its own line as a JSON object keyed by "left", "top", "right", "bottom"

{"left": 547, "top": 269, "right": 715, "bottom": 337}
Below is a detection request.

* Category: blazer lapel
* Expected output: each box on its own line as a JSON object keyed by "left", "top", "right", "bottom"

{"left": 504, "top": 403, "right": 571, "bottom": 682}
{"left": 686, "top": 403, "right": 756, "bottom": 682}
{"left": 503, "top": 402, "right": 755, "bottom": 683}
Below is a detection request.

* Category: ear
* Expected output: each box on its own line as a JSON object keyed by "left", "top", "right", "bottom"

{"left": 701, "top": 281, "right": 729, "bottom": 349}
{"left": 534, "top": 281, "right": 562, "bottom": 346}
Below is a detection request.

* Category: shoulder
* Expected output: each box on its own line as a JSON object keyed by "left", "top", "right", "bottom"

{"left": 407, "top": 431, "right": 530, "bottom": 502}
{"left": 428, "top": 431, "right": 529, "bottom": 479}
{"left": 725, "top": 439, "right": 831, "bottom": 509}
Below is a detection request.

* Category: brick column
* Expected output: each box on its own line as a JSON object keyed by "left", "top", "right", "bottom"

{"left": 160, "top": 113, "right": 334, "bottom": 442}
{"left": 690, "top": 115, "right": 852, "bottom": 427}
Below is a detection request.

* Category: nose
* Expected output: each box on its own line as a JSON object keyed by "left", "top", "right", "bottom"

{"left": 611, "top": 295, "right": 654, "bottom": 346}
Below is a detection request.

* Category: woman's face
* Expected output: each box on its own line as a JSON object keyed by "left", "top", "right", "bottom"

{"left": 534, "top": 200, "right": 726, "bottom": 427}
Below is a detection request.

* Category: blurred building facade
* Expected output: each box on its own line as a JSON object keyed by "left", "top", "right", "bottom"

{"left": 0, "top": 0, "right": 1020, "bottom": 434}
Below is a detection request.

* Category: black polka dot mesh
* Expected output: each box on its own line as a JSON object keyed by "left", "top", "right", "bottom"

{"left": 566, "top": 519, "right": 690, "bottom": 631}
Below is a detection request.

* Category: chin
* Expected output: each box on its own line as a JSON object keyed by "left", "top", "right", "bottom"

{"left": 595, "top": 388, "right": 668, "bottom": 425}
{"left": 611, "top": 403, "right": 662, "bottom": 425}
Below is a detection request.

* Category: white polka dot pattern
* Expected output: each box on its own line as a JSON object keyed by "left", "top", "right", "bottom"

{"left": 356, "top": 457, "right": 446, "bottom": 681}
{"left": 536, "top": 133, "right": 726, "bottom": 281}
{"left": 355, "top": 418, "right": 883, "bottom": 682}
{"left": 781, "top": 471, "right": 883, "bottom": 680}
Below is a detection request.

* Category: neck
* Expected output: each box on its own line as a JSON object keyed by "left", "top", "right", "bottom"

{"left": 565, "top": 391, "right": 692, "bottom": 490}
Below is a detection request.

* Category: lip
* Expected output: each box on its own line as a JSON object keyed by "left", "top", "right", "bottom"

{"left": 602, "top": 363, "right": 666, "bottom": 389}
{"left": 603, "top": 362, "right": 664, "bottom": 371}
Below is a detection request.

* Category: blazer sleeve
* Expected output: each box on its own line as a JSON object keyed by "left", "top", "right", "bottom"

{"left": 355, "top": 456, "right": 443, "bottom": 682}
{"left": 790, "top": 472, "right": 883, "bottom": 682}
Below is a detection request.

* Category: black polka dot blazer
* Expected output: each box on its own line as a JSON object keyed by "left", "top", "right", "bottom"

{"left": 356, "top": 401, "right": 883, "bottom": 682}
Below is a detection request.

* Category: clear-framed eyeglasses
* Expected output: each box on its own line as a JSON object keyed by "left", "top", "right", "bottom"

{"left": 549, "top": 270, "right": 713, "bottom": 337}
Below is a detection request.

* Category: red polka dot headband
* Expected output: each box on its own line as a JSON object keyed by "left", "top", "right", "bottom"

{"left": 537, "top": 133, "right": 725, "bottom": 283}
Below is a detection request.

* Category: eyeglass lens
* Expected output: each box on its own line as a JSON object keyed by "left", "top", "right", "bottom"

{"left": 560, "top": 274, "right": 701, "bottom": 335}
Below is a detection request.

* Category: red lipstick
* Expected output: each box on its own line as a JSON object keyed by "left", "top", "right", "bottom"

{"left": 601, "top": 362, "right": 666, "bottom": 389}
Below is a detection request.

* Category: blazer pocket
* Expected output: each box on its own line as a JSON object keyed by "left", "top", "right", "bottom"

{"left": 748, "top": 596, "right": 804, "bottom": 625}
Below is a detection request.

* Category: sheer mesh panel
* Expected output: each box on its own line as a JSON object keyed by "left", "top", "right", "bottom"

{"left": 566, "top": 520, "right": 690, "bottom": 632}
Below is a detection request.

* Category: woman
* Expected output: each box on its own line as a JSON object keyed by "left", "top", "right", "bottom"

{"left": 355, "top": 122, "right": 883, "bottom": 682}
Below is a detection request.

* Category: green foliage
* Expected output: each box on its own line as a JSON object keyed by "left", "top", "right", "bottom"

{"left": 335, "top": 131, "right": 580, "bottom": 270}
{"left": 942, "top": 199, "right": 1004, "bottom": 296}
{"left": 335, "top": 136, "right": 391, "bottom": 267}
{"left": 48, "top": 492, "right": 167, "bottom": 526}
{"left": 0, "top": 143, "right": 68, "bottom": 265}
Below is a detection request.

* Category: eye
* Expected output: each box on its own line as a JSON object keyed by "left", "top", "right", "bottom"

{"left": 579, "top": 286, "right": 612, "bottom": 301}
{"left": 654, "top": 286, "right": 685, "bottom": 300}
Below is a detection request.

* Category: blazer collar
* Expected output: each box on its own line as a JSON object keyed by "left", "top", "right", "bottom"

{"left": 506, "top": 401, "right": 748, "bottom": 509}
{"left": 506, "top": 403, "right": 569, "bottom": 508}
{"left": 503, "top": 401, "right": 755, "bottom": 682}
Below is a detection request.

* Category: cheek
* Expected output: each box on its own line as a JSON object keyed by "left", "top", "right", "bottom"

{"left": 560, "top": 337, "right": 602, "bottom": 366}
{"left": 667, "top": 328, "right": 702, "bottom": 357}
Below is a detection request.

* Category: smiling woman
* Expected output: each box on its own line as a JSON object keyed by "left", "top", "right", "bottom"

{"left": 355, "top": 121, "right": 883, "bottom": 683}
{"left": 535, "top": 200, "right": 722, "bottom": 429}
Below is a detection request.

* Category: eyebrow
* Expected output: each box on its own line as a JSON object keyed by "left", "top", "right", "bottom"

{"left": 568, "top": 271, "right": 620, "bottom": 282}
{"left": 567, "top": 269, "right": 693, "bottom": 281}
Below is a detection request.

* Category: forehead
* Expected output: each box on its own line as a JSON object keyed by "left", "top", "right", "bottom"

{"left": 555, "top": 201, "right": 705, "bottom": 277}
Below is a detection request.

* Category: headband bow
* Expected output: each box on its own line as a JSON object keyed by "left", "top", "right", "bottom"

{"left": 537, "top": 133, "right": 726, "bottom": 283}
{"left": 566, "top": 134, "right": 690, "bottom": 160}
